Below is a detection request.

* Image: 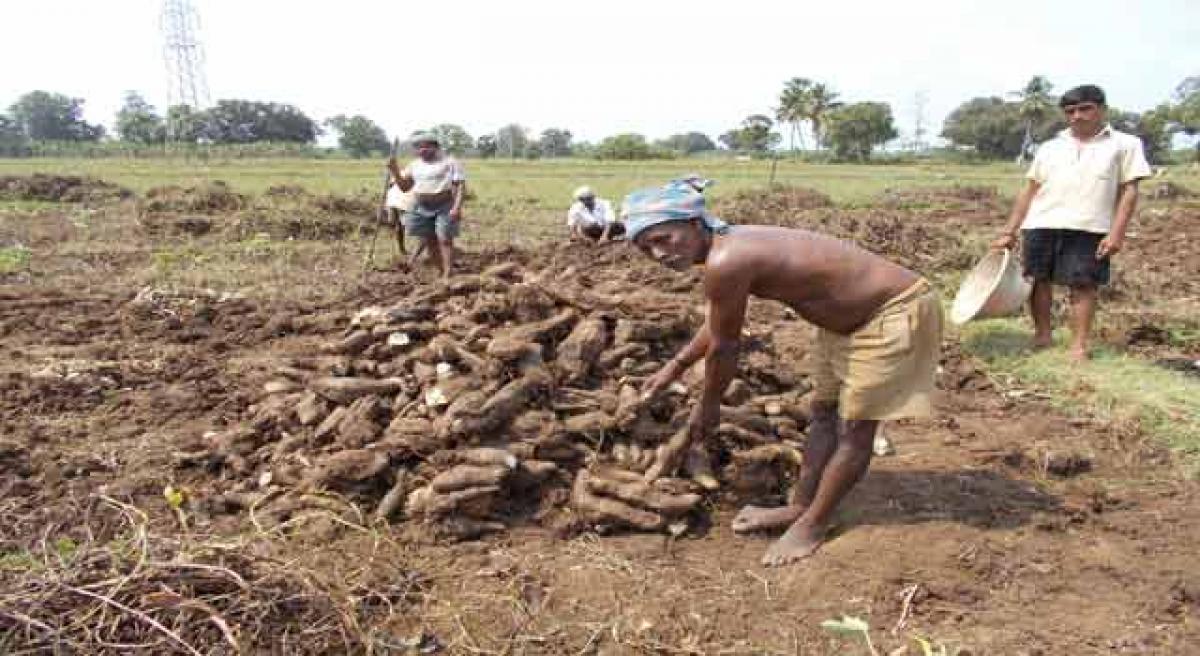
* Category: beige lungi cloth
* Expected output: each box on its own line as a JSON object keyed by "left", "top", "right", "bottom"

{"left": 811, "top": 279, "right": 944, "bottom": 420}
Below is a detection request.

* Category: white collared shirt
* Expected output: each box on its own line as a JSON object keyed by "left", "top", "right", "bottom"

{"left": 566, "top": 199, "right": 615, "bottom": 228}
{"left": 385, "top": 181, "right": 415, "bottom": 211}
{"left": 401, "top": 154, "right": 466, "bottom": 196}
{"left": 1023, "top": 125, "right": 1151, "bottom": 234}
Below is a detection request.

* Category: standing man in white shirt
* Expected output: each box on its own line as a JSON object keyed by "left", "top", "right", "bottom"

{"left": 387, "top": 133, "right": 467, "bottom": 277}
{"left": 992, "top": 85, "right": 1151, "bottom": 361}
{"left": 566, "top": 186, "right": 624, "bottom": 242}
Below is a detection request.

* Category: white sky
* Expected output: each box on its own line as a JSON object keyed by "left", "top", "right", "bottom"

{"left": 2, "top": 0, "right": 1196, "bottom": 146}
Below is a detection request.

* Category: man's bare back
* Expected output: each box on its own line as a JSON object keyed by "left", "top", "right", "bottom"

{"left": 706, "top": 226, "right": 919, "bottom": 334}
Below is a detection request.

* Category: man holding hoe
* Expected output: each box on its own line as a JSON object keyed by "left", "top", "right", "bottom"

{"left": 629, "top": 183, "right": 943, "bottom": 566}
{"left": 387, "top": 133, "right": 467, "bottom": 277}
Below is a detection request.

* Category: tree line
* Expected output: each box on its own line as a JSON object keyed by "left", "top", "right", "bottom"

{"left": 941, "top": 75, "right": 1199, "bottom": 164}
{"left": 2, "top": 76, "right": 1197, "bottom": 161}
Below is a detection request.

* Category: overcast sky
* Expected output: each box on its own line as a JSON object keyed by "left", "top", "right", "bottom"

{"left": 2, "top": 0, "right": 1196, "bottom": 146}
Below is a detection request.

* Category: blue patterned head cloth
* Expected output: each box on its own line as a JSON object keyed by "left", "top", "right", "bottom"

{"left": 621, "top": 183, "right": 729, "bottom": 242}
{"left": 674, "top": 172, "right": 714, "bottom": 191}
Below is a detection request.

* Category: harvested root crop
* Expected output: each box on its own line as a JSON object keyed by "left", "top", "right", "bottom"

{"left": 557, "top": 317, "right": 608, "bottom": 384}
{"left": 187, "top": 244, "right": 814, "bottom": 544}
{"left": 431, "top": 447, "right": 519, "bottom": 470}
{"left": 309, "top": 377, "right": 403, "bottom": 405}
{"left": 406, "top": 484, "right": 501, "bottom": 519}
{"left": 571, "top": 471, "right": 664, "bottom": 531}
{"left": 583, "top": 469, "right": 702, "bottom": 517}
{"left": 431, "top": 464, "right": 510, "bottom": 493}
{"left": 302, "top": 449, "right": 390, "bottom": 490}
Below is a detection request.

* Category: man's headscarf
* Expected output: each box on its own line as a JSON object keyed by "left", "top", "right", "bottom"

{"left": 410, "top": 132, "right": 439, "bottom": 146}
{"left": 621, "top": 182, "right": 729, "bottom": 242}
{"left": 675, "top": 172, "right": 714, "bottom": 191}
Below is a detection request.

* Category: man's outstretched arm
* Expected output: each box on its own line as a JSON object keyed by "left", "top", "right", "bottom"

{"left": 645, "top": 261, "right": 749, "bottom": 479}
{"left": 449, "top": 180, "right": 465, "bottom": 220}
{"left": 993, "top": 178, "right": 1040, "bottom": 249}
{"left": 641, "top": 326, "right": 711, "bottom": 400}
{"left": 690, "top": 266, "right": 749, "bottom": 438}
{"left": 1098, "top": 180, "right": 1139, "bottom": 258}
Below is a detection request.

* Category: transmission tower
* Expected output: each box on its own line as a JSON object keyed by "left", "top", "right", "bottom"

{"left": 911, "top": 90, "right": 929, "bottom": 152}
{"left": 161, "top": 0, "right": 211, "bottom": 138}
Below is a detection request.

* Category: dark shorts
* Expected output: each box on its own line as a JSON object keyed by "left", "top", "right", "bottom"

{"left": 404, "top": 201, "right": 459, "bottom": 241}
{"left": 1021, "top": 228, "right": 1110, "bottom": 287}
{"left": 581, "top": 223, "right": 626, "bottom": 240}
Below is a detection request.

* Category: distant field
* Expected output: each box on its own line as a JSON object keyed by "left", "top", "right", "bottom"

{"left": 3, "top": 157, "right": 1196, "bottom": 206}
{"left": 3, "top": 155, "right": 1196, "bottom": 248}
{"left": 0, "top": 156, "right": 1036, "bottom": 202}
{"left": 4, "top": 155, "right": 1195, "bottom": 213}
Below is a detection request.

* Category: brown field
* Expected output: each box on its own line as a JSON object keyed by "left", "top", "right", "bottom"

{"left": 2, "top": 168, "right": 1199, "bottom": 654}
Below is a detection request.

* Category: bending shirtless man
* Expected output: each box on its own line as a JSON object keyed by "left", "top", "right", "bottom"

{"left": 625, "top": 184, "right": 943, "bottom": 566}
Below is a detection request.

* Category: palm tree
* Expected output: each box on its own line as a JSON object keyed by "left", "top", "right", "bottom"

{"left": 777, "top": 77, "right": 812, "bottom": 152}
{"left": 807, "top": 83, "right": 842, "bottom": 151}
{"left": 1011, "top": 76, "right": 1055, "bottom": 164}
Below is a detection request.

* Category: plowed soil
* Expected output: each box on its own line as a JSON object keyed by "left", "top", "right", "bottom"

{"left": 2, "top": 179, "right": 1198, "bottom": 654}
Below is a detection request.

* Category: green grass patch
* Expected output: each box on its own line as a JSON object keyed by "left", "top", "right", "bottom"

{"left": 0, "top": 157, "right": 1032, "bottom": 205}
{"left": 1165, "top": 323, "right": 1200, "bottom": 349}
{"left": 960, "top": 318, "right": 1200, "bottom": 468}
{"left": 0, "top": 199, "right": 61, "bottom": 212}
{"left": 151, "top": 244, "right": 208, "bottom": 277}
{"left": 2, "top": 156, "right": 1198, "bottom": 214}
{"left": 0, "top": 549, "right": 40, "bottom": 572}
{"left": 0, "top": 245, "right": 31, "bottom": 273}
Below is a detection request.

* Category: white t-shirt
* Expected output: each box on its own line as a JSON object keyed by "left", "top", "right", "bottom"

{"left": 1023, "top": 125, "right": 1151, "bottom": 234}
{"left": 385, "top": 181, "right": 415, "bottom": 211}
{"left": 566, "top": 199, "right": 615, "bottom": 229}
{"left": 401, "top": 154, "right": 466, "bottom": 196}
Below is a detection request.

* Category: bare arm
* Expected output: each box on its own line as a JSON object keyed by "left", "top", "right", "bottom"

{"left": 1098, "top": 180, "right": 1139, "bottom": 258}
{"left": 450, "top": 181, "right": 465, "bottom": 219}
{"left": 672, "top": 328, "right": 713, "bottom": 373}
{"left": 992, "top": 179, "right": 1041, "bottom": 248}
{"left": 645, "top": 261, "right": 749, "bottom": 479}
{"left": 640, "top": 327, "right": 710, "bottom": 399}
{"left": 690, "top": 274, "right": 748, "bottom": 433}
{"left": 599, "top": 202, "right": 615, "bottom": 241}
{"left": 388, "top": 158, "right": 413, "bottom": 192}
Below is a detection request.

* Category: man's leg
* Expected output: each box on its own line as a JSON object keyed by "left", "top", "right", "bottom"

{"left": 732, "top": 401, "right": 839, "bottom": 533}
{"left": 439, "top": 238, "right": 455, "bottom": 277}
{"left": 390, "top": 209, "right": 406, "bottom": 256}
{"left": 436, "top": 214, "right": 460, "bottom": 278}
{"left": 1067, "top": 284, "right": 1097, "bottom": 361}
{"left": 1062, "top": 230, "right": 1107, "bottom": 361}
{"left": 414, "top": 235, "right": 441, "bottom": 272}
{"left": 1030, "top": 280, "right": 1054, "bottom": 348}
{"left": 762, "top": 418, "right": 878, "bottom": 566}
{"left": 1022, "top": 229, "right": 1055, "bottom": 349}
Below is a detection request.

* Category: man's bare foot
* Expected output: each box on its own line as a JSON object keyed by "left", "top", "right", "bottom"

{"left": 761, "top": 520, "right": 826, "bottom": 567}
{"left": 1068, "top": 346, "right": 1090, "bottom": 362}
{"left": 731, "top": 504, "right": 805, "bottom": 534}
